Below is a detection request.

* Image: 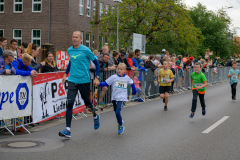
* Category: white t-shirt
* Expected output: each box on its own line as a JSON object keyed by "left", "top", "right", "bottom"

{"left": 12, "top": 50, "right": 17, "bottom": 59}
{"left": 90, "top": 61, "right": 96, "bottom": 80}
{"left": 106, "top": 74, "right": 133, "bottom": 102}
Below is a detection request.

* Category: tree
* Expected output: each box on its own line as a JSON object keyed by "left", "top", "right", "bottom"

{"left": 189, "top": 3, "right": 233, "bottom": 59}
{"left": 91, "top": 0, "right": 201, "bottom": 55}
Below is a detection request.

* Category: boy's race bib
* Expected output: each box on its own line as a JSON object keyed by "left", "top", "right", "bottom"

{"left": 232, "top": 75, "right": 238, "bottom": 80}
{"left": 195, "top": 83, "right": 203, "bottom": 87}
{"left": 115, "top": 80, "right": 127, "bottom": 90}
{"left": 161, "top": 78, "right": 169, "bottom": 83}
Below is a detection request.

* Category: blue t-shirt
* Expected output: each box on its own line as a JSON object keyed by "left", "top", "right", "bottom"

{"left": 68, "top": 45, "right": 96, "bottom": 84}
{"left": 0, "top": 47, "right": 3, "bottom": 57}
{"left": 229, "top": 69, "right": 240, "bottom": 85}
{"left": 4, "top": 64, "right": 10, "bottom": 69}
{"left": 132, "top": 58, "right": 139, "bottom": 67}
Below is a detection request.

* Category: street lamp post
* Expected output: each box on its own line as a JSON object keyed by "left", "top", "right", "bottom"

{"left": 113, "top": 0, "right": 122, "bottom": 51}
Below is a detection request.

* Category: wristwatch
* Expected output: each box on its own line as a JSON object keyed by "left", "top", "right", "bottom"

{"left": 96, "top": 76, "right": 100, "bottom": 79}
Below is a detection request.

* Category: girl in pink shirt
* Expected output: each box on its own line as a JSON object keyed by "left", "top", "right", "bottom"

{"left": 133, "top": 71, "right": 144, "bottom": 102}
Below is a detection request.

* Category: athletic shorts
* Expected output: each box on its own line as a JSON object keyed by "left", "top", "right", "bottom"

{"left": 159, "top": 86, "right": 171, "bottom": 94}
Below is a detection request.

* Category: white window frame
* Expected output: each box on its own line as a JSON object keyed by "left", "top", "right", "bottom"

{"left": 13, "top": 29, "right": 22, "bottom": 46}
{"left": 93, "top": 0, "right": 96, "bottom": 15}
{"left": 14, "top": 0, "right": 23, "bottom": 13}
{"left": 87, "top": 0, "right": 91, "bottom": 17}
{"left": 0, "top": 29, "right": 4, "bottom": 37}
{"left": 81, "top": 31, "right": 83, "bottom": 44}
{"left": 100, "top": 3, "right": 103, "bottom": 16}
{"left": 32, "top": 0, "right": 42, "bottom": 12}
{"left": 0, "top": 0, "right": 4, "bottom": 13}
{"left": 86, "top": 33, "right": 90, "bottom": 48}
{"left": 31, "top": 29, "right": 41, "bottom": 47}
{"left": 106, "top": 5, "right": 109, "bottom": 14}
{"left": 79, "top": 0, "right": 84, "bottom": 15}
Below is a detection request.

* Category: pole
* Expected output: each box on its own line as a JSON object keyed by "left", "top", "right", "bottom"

{"left": 117, "top": 2, "right": 119, "bottom": 51}
{"left": 94, "top": 0, "right": 100, "bottom": 50}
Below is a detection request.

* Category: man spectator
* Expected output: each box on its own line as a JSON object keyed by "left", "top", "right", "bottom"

{"left": 21, "top": 42, "right": 28, "bottom": 54}
{"left": 98, "top": 45, "right": 114, "bottom": 66}
{"left": 12, "top": 53, "right": 38, "bottom": 77}
{"left": 152, "top": 54, "right": 161, "bottom": 68}
{"left": 160, "top": 54, "right": 168, "bottom": 65}
{"left": 118, "top": 51, "right": 135, "bottom": 71}
{"left": 225, "top": 58, "right": 232, "bottom": 67}
{"left": 10, "top": 39, "right": 20, "bottom": 59}
{"left": 0, "top": 50, "right": 16, "bottom": 75}
{"left": 0, "top": 37, "right": 7, "bottom": 57}
{"left": 98, "top": 53, "right": 116, "bottom": 105}
{"left": 161, "top": 49, "right": 166, "bottom": 58}
{"left": 133, "top": 49, "right": 141, "bottom": 66}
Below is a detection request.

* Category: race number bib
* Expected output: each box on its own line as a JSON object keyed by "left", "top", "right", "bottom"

{"left": 232, "top": 75, "right": 238, "bottom": 80}
{"left": 115, "top": 80, "right": 127, "bottom": 90}
{"left": 195, "top": 83, "right": 203, "bottom": 87}
{"left": 161, "top": 78, "right": 169, "bottom": 83}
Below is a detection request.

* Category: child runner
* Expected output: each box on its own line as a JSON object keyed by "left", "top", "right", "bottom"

{"left": 189, "top": 62, "right": 208, "bottom": 118}
{"left": 133, "top": 71, "right": 144, "bottom": 102}
{"left": 228, "top": 62, "right": 240, "bottom": 100}
{"left": 98, "top": 63, "right": 136, "bottom": 134}
{"left": 158, "top": 61, "right": 174, "bottom": 111}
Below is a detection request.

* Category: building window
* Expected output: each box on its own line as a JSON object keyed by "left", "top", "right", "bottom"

{"left": 93, "top": 0, "right": 95, "bottom": 15}
{"left": 32, "top": 29, "right": 41, "bottom": 47}
{"left": 13, "top": 29, "right": 22, "bottom": 46}
{"left": 99, "top": 35, "right": 103, "bottom": 49}
{"left": 87, "top": 0, "right": 91, "bottom": 17}
{"left": 0, "top": 0, "right": 4, "bottom": 13}
{"left": 81, "top": 31, "right": 83, "bottom": 44}
{"left": 79, "top": 0, "right": 84, "bottom": 15}
{"left": 105, "top": 37, "right": 108, "bottom": 45}
{"left": 86, "top": 33, "right": 90, "bottom": 48}
{"left": 100, "top": 3, "right": 103, "bottom": 17}
{"left": 14, "top": 0, "right": 23, "bottom": 13}
{"left": 0, "top": 29, "right": 3, "bottom": 37}
{"left": 106, "top": 5, "right": 109, "bottom": 14}
{"left": 92, "top": 35, "right": 94, "bottom": 48}
{"left": 32, "top": 0, "right": 42, "bottom": 12}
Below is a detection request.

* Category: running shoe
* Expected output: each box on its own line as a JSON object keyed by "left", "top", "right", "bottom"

{"left": 202, "top": 109, "right": 206, "bottom": 116}
{"left": 134, "top": 98, "right": 139, "bottom": 102}
{"left": 163, "top": 98, "right": 165, "bottom": 103}
{"left": 189, "top": 112, "right": 195, "bottom": 118}
{"left": 164, "top": 106, "right": 168, "bottom": 111}
{"left": 118, "top": 125, "right": 125, "bottom": 135}
{"left": 94, "top": 114, "right": 100, "bottom": 130}
{"left": 233, "top": 97, "right": 236, "bottom": 100}
{"left": 59, "top": 129, "right": 71, "bottom": 138}
{"left": 138, "top": 98, "right": 144, "bottom": 102}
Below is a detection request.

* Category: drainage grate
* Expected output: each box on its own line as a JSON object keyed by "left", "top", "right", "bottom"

{"left": 0, "top": 140, "right": 45, "bottom": 149}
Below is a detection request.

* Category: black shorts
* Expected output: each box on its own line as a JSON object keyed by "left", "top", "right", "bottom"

{"left": 159, "top": 86, "right": 171, "bottom": 94}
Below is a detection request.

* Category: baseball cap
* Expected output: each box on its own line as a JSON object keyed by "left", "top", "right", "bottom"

{"left": 162, "top": 49, "right": 166, "bottom": 52}
{"left": 190, "top": 57, "right": 194, "bottom": 60}
{"left": 120, "top": 51, "right": 126, "bottom": 56}
{"left": 139, "top": 62, "right": 144, "bottom": 65}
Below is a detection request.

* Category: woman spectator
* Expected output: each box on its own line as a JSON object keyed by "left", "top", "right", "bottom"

{"left": 26, "top": 43, "right": 45, "bottom": 72}
{"left": 42, "top": 52, "right": 58, "bottom": 73}
{"left": 112, "top": 50, "right": 119, "bottom": 66}
{"left": 127, "top": 51, "right": 135, "bottom": 78}
{"left": 0, "top": 37, "right": 7, "bottom": 57}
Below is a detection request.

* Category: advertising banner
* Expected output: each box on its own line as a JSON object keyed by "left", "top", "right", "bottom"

{"left": 0, "top": 76, "right": 32, "bottom": 120}
{"left": 57, "top": 51, "right": 69, "bottom": 69}
{"left": 32, "top": 72, "right": 85, "bottom": 123}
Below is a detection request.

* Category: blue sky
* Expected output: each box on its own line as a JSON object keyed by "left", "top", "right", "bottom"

{"left": 183, "top": 0, "right": 240, "bottom": 36}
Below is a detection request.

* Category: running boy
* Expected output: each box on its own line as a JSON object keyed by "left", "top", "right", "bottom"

{"left": 228, "top": 62, "right": 240, "bottom": 100}
{"left": 158, "top": 61, "right": 174, "bottom": 111}
{"left": 189, "top": 62, "right": 208, "bottom": 118}
{"left": 98, "top": 63, "right": 136, "bottom": 134}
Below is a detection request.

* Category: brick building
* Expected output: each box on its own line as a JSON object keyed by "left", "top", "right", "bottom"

{"left": 0, "top": 0, "right": 115, "bottom": 51}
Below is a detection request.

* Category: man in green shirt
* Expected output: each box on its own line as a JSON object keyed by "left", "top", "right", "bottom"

{"left": 189, "top": 62, "right": 208, "bottom": 118}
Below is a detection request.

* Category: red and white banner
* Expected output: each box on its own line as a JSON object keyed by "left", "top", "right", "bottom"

{"left": 57, "top": 51, "right": 69, "bottom": 69}
{"left": 32, "top": 72, "right": 85, "bottom": 123}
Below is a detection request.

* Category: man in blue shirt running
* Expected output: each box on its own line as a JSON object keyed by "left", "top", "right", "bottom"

{"left": 59, "top": 31, "right": 101, "bottom": 138}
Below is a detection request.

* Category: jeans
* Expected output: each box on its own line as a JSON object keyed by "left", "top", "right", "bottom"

{"left": 191, "top": 90, "right": 206, "bottom": 112}
{"left": 66, "top": 82, "right": 96, "bottom": 127}
{"left": 135, "top": 88, "right": 141, "bottom": 99}
{"left": 112, "top": 101, "right": 124, "bottom": 126}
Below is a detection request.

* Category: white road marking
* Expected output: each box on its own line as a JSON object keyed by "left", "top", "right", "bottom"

{"left": 202, "top": 116, "right": 229, "bottom": 134}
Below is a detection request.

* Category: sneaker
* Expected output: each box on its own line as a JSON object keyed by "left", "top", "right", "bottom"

{"left": 59, "top": 129, "right": 71, "bottom": 138}
{"left": 163, "top": 98, "right": 165, "bottom": 103}
{"left": 189, "top": 112, "right": 195, "bottom": 118}
{"left": 233, "top": 97, "right": 236, "bottom": 100}
{"left": 118, "top": 125, "right": 125, "bottom": 135}
{"left": 138, "top": 98, "right": 144, "bottom": 102}
{"left": 94, "top": 114, "right": 100, "bottom": 130}
{"left": 134, "top": 98, "right": 139, "bottom": 102}
{"left": 202, "top": 109, "right": 206, "bottom": 116}
{"left": 164, "top": 106, "right": 168, "bottom": 111}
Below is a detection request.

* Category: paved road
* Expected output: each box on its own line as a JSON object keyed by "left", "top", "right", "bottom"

{"left": 1, "top": 82, "right": 240, "bottom": 160}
